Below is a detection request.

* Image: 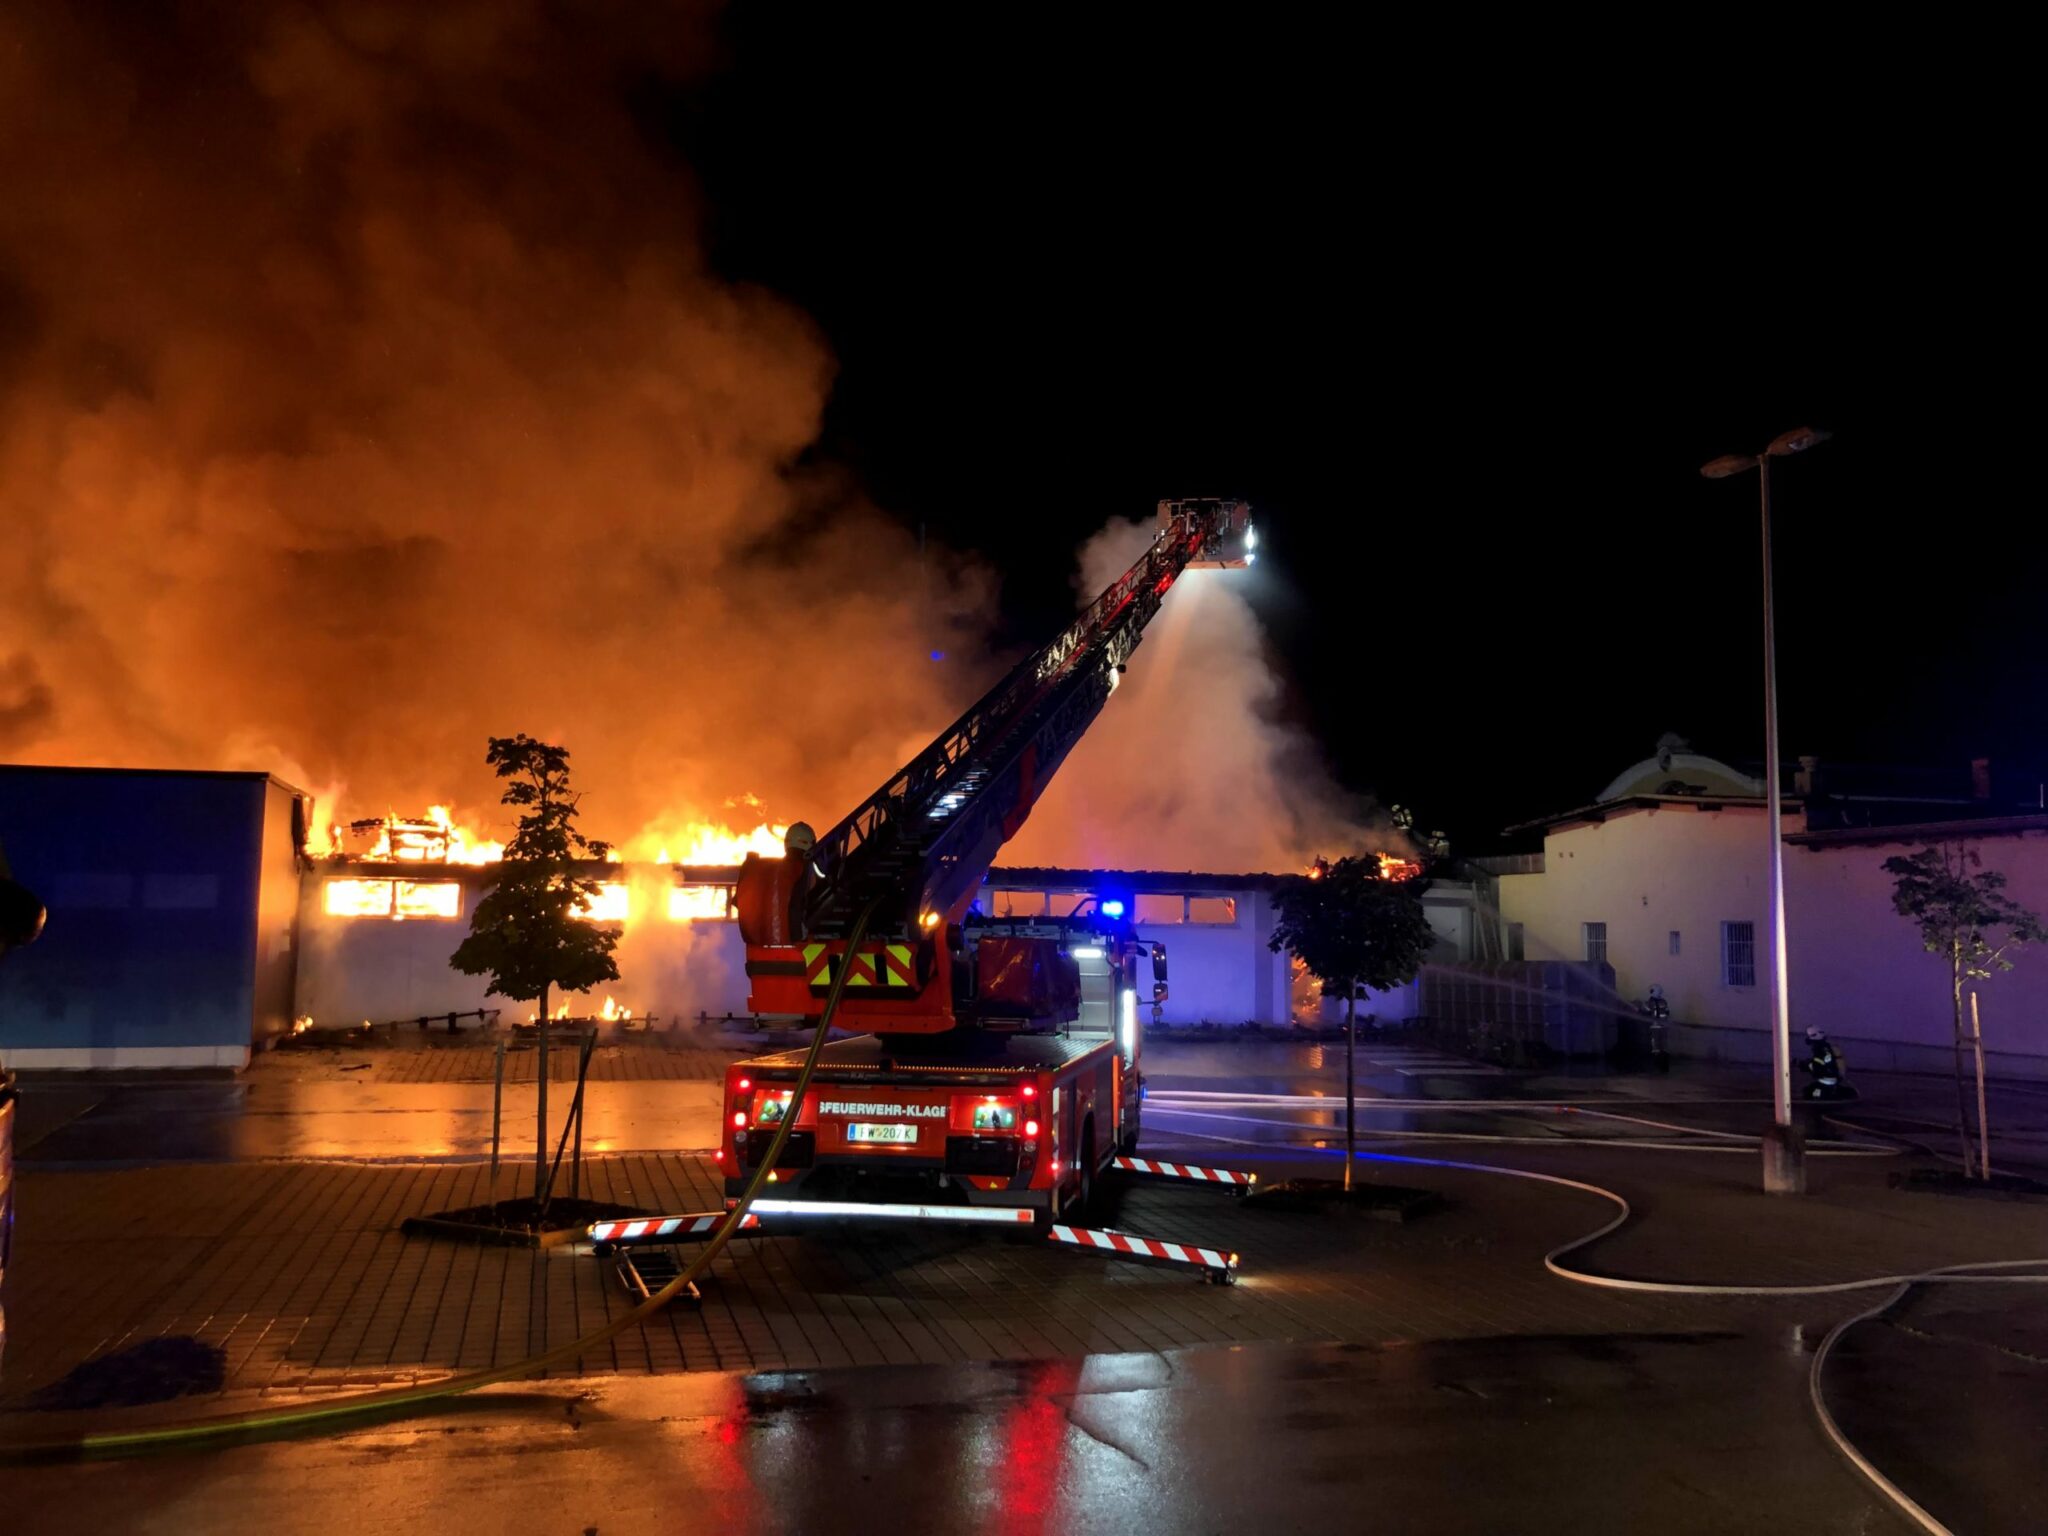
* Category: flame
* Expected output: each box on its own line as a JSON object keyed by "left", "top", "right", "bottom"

{"left": 628, "top": 820, "right": 787, "bottom": 865}
{"left": 667, "top": 884, "right": 733, "bottom": 921}
{"left": 1300, "top": 853, "right": 1420, "bottom": 882}
{"left": 598, "top": 995, "right": 633, "bottom": 1022}
{"left": 292, "top": 1014, "right": 314, "bottom": 1035}
{"left": 576, "top": 882, "right": 631, "bottom": 922}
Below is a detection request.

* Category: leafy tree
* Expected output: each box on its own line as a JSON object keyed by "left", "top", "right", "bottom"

{"left": 1269, "top": 854, "right": 1438, "bottom": 1188}
{"left": 1884, "top": 842, "right": 2045, "bottom": 1178}
{"left": 451, "top": 735, "right": 619, "bottom": 1200}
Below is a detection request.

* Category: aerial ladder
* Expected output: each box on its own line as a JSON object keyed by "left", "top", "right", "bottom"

{"left": 733, "top": 497, "right": 1256, "bottom": 1035}
{"left": 599, "top": 500, "right": 1261, "bottom": 1291}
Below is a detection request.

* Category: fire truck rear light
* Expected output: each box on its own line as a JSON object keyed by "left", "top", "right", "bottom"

{"left": 738, "top": 1077, "right": 751, "bottom": 1091}
{"left": 1024, "top": 1119, "right": 1039, "bottom": 1138}
{"left": 1022, "top": 1084, "right": 1036, "bottom": 1098}
{"left": 732, "top": 1112, "right": 747, "bottom": 1127}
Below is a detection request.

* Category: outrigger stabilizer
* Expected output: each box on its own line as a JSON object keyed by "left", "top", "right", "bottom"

{"left": 589, "top": 1158, "right": 1254, "bottom": 1290}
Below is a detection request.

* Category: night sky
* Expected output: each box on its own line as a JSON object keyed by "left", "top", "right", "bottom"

{"left": 670, "top": 11, "right": 2039, "bottom": 849}
{"left": 2, "top": 8, "right": 2031, "bottom": 857}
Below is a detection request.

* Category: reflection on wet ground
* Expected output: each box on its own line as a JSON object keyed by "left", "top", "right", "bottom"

{"left": 15, "top": 1079, "right": 719, "bottom": 1164}
{"left": 0, "top": 1338, "right": 1913, "bottom": 1535}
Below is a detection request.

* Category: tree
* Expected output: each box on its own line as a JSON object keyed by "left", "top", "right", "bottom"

{"left": 1269, "top": 855, "right": 1438, "bottom": 1189}
{"left": 451, "top": 734, "right": 619, "bottom": 1201}
{"left": 1883, "top": 842, "right": 2045, "bottom": 1179}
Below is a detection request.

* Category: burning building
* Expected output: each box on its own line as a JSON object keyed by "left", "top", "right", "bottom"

{"left": 0, "top": 766, "right": 1480, "bottom": 1068}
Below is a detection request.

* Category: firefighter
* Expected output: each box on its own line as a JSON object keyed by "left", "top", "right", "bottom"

{"left": 1802, "top": 1027, "right": 1848, "bottom": 1099}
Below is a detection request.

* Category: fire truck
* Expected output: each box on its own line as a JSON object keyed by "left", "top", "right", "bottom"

{"left": 720, "top": 499, "right": 1254, "bottom": 1231}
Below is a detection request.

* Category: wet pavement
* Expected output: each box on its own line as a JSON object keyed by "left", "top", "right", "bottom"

{"left": 0, "top": 1338, "right": 1916, "bottom": 1534}
{"left": 4, "top": 1035, "right": 2046, "bottom": 1530}
{"left": 14, "top": 1080, "right": 721, "bottom": 1165}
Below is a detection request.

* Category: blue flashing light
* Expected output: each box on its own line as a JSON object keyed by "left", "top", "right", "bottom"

{"left": 1100, "top": 898, "right": 1125, "bottom": 918}
{"left": 929, "top": 650, "right": 946, "bottom": 662}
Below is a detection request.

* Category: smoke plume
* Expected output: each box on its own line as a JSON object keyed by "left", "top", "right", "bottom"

{"left": 0, "top": 6, "right": 1371, "bottom": 875}
{"left": 1003, "top": 517, "right": 1392, "bottom": 874}
{"left": 0, "top": 2, "right": 988, "bottom": 843}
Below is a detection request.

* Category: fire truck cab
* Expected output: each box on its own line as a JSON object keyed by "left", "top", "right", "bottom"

{"left": 721, "top": 909, "right": 1157, "bottom": 1222}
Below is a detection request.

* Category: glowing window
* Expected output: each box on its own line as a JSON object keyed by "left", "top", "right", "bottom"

{"left": 577, "top": 883, "right": 631, "bottom": 923}
{"left": 1135, "top": 894, "right": 1185, "bottom": 925}
{"left": 325, "top": 879, "right": 394, "bottom": 917}
{"left": 1187, "top": 896, "right": 1237, "bottom": 925}
{"left": 991, "top": 890, "right": 1047, "bottom": 918}
{"left": 395, "top": 881, "right": 461, "bottom": 919}
{"left": 669, "top": 885, "right": 734, "bottom": 921}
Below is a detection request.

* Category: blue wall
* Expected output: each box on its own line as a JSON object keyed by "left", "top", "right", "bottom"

{"left": 0, "top": 768, "right": 278, "bottom": 1065}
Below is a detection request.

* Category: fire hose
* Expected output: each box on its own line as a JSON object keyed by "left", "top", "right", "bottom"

{"left": 0, "top": 898, "right": 883, "bottom": 1461}
{"left": 1149, "top": 1097, "right": 2048, "bottom": 1536}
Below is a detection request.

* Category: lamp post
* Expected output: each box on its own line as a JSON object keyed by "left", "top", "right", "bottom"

{"left": 1701, "top": 426, "right": 1830, "bottom": 1196}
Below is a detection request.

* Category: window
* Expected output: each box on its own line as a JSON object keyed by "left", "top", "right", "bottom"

{"left": 326, "top": 878, "right": 393, "bottom": 917}
{"left": 1186, "top": 896, "right": 1238, "bottom": 925}
{"left": 394, "top": 881, "right": 460, "bottom": 919}
{"left": 1507, "top": 922, "right": 1525, "bottom": 961}
{"left": 324, "top": 878, "right": 460, "bottom": 919}
{"left": 1722, "top": 921, "right": 1756, "bottom": 987}
{"left": 668, "top": 885, "right": 734, "bottom": 921}
{"left": 991, "top": 889, "right": 1046, "bottom": 918}
{"left": 575, "top": 883, "right": 631, "bottom": 923}
{"left": 1583, "top": 922, "right": 1608, "bottom": 967}
{"left": 1135, "top": 893, "right": 1186, "bottom": 925}
{"left": 1669, "top": 930, "right": 1682, "bottom": 957}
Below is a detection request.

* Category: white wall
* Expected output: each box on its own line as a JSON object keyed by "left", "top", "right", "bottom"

{"left": 1787, "top": 833, "right": 2048, "bottom": 1064}
{"left": 1497, "top": 805, "right": 1801, "bottom": 1031}
{"left": 295, "top": 872, "right": 1304, "bottom": 1028}
{"left": 294, "top": 873, "right": 756, "bottom": 1026}
{"left": 1497, "top": 809, "right": 2048, "bottom": 1069}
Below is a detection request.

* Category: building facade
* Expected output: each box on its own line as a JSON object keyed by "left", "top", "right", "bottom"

{"left": 0, "top": 767, "right": 305, "bottom": 1069}
{"left": 1494, "top": 751, "right": 2048, "bottom": 1078}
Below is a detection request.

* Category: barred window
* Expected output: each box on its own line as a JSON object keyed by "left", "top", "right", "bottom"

{"left": 1583, "top": 922, "right": 1607, "bottom": 967}
{"left": 1722, "top": 921, "right": 1757, "bottom": 987}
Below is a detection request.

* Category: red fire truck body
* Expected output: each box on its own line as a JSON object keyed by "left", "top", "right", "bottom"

{"left": 722, "top": 914, "right": 1158, "bottom": 1218}
{"left": 723, "top": 500, "right": 1249, "bottom": 1222}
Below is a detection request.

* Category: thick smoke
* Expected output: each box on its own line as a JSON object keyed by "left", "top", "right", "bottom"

{"left": 1002, "top": 517, "right": 1393, "bottom": 874}
{"left": 0, "top": 3, "right": 989, "bottom": 843}
{"left": 0, "top": 6, "right": 1371, "bottom": 876}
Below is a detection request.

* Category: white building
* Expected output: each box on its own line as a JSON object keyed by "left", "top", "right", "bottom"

{"left": 296, "top": 862, "right": 1488, "bottom": 1036}
{"left": 1494, "top": 749, "right": 2048, "bottom": 1079}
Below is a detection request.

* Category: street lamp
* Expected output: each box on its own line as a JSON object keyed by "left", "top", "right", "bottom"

{"left": 1701, "top": 425, "right": 1830, "bottom": 1196}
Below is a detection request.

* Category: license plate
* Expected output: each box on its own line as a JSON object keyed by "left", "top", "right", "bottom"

{"left": 846, "top": 1122, "right": 920, "bottom": 1145}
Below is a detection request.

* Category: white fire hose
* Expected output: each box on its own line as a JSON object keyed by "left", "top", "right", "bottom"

{"left": 1147, "top": 1092, "right": 2048, "bottom": 1536}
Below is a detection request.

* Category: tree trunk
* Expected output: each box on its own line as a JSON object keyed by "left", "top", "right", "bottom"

{"left": 1344, "top": 985, "right": 1356, "bottom": 1194}
{"left": 1970, "top": 991, "right": 1992, "bottom": 1182}
{"left": 1950, "top": 960, "right": 1974, "bottom": 1177}
{"left": 536, "top": 984, "right": 550, "bottom": 1203}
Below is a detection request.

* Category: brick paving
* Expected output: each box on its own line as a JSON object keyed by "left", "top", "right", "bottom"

{"left": 6, "top": 1138, "right": 2043, "bottom": 1428}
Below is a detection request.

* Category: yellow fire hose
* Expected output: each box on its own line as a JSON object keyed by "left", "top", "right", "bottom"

{"left": 0, "top": 899, "right": 881, "bottom": 1461}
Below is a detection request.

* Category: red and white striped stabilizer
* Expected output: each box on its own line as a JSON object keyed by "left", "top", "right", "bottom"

{"left": 1111, "top": 1156, "right": 1256, "bottom": 1190}
{"left": 589, "top": 1211, "right": 760, "bottom": 1247}
{"left": 1046, "top": 1222, "right": 1239, "bottom": 1282}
